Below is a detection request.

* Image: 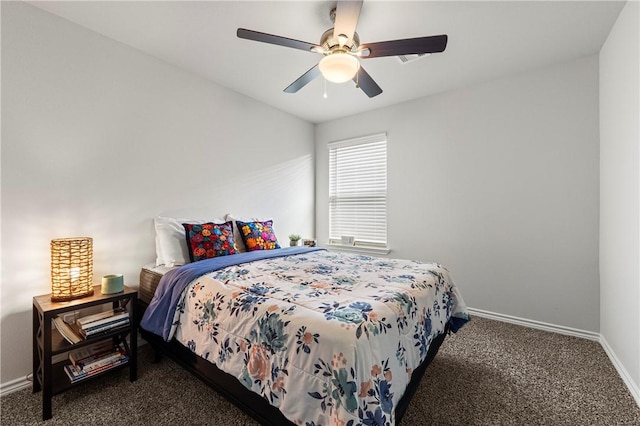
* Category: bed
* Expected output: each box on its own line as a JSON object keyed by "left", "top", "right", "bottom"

{"left": 138, "top": 243, "right": 468, "bottom": 426}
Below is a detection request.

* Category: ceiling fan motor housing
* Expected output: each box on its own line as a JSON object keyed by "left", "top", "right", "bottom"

{"left": 319, "top": 28, "right": 360, "bottom": 54}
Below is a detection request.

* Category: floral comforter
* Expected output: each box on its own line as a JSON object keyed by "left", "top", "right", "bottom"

{"left": 166, "top": 250, "right": 468, "bottom": 425}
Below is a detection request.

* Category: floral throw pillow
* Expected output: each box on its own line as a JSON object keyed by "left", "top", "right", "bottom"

{"left": 236, "top": 220, "right": 280, "bottom": 251}
{"left": 183, "top": 222, "right": 236, "bottom": 262}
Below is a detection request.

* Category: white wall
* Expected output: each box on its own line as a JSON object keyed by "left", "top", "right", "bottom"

{"left": 316, "top": 55, "right": 600, "bottom": 332}
{"left": 1, "top": 1, "right": 314, "bottom": 386}
{"left": 599, "top": 0, "right": 640, "bottom": 396}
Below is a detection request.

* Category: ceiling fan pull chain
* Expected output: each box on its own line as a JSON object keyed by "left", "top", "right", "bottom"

{"left": 323, "top": 78, "right": 328, "bottom": 99}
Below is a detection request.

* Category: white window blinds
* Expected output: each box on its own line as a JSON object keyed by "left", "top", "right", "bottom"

{"left": 328, "top": 133, "right": 387, "bottom": 246}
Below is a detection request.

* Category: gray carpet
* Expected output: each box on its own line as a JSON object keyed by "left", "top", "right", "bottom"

{"left": 2, "top": 317, "right": 639, "bottom": 425}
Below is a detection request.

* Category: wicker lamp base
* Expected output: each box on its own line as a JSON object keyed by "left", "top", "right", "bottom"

{"left": 50, "top": 287, "right": 94, "bottom": 302}
{"left": 50, "top": 237, "right": 94, "bottom": 302}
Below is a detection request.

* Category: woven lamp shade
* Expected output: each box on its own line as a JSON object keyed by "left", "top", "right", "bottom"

{"left": 50, "top": 237, "right": 94, "bottom": 302}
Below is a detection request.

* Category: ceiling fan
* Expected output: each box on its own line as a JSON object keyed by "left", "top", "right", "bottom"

{"left": 237, "top": 0, "right": 448, "bottom": 98}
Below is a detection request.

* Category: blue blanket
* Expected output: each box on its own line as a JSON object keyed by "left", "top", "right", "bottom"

{"left": 140, "top": 247, "right": 324, "bottom": 341}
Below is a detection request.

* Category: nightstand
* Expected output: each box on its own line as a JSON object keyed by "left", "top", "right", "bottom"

{"left": 32, "top": 285, "right": 138, "bottom": 420}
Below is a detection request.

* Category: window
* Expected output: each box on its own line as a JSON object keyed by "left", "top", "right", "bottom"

{"left": 328, "top": 133, "right": 387, "bottom": 248}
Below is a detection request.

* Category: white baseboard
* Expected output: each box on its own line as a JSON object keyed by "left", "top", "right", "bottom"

{"left": 600, "top": 335, "right": 640, "bottom": 408}
{"left": 467, "top": 307, "right": 600, "bottom": 341}
{"left": 0, "top": 376, "right": 31, "bottom": 396}
{"left": 468, "top": 306, "right": 640, "bottom": 408}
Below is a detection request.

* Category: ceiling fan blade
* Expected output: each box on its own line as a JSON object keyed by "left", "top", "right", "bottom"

{"left": 362, "top": 35, "right": 448, "bottom": 58}
{"left": 237, "top": 28, "right": 318, "bottom": 52}
{"left": 284, "top": 64, "right": 321, "bottom": 93}
{"left": 334, "top": 0, "right": 363, "bottom": 42}
{"left": 354, "top": 66, "right": 382, "bottom": 98}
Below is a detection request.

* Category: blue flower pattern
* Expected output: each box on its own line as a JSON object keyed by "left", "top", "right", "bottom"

{"left": 172, "top": 250, "right": 468, "bottom": 426}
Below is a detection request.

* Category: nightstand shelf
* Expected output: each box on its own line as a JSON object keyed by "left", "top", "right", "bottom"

{"left": 32, "top": 285, "right": 138, "bottom": 420}
{"left": 48, "top": 325, "right": 132, "bottom": 356}
{"left": 49, "top": 358, "right": 131, "bottom": 395}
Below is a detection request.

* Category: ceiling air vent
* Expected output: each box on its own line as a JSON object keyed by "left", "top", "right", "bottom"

{"left": 397, "top": 53, "right": 430, "bottom": 64}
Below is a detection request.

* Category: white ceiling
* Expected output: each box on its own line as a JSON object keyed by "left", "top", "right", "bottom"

{"left": 28, "top": 1, "right": 624, "bottom": 124}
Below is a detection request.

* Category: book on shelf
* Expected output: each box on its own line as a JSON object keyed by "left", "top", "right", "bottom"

{"left": 64, "top": 358, "right": 128, "bottom": 383}
{"left": 52, "top": 316, "right": 83, "bottom": 344}
{"left": 68, "top": 340, "right": 114, "bottom": 366}
{"left": 77, "top": 345, "right": 127, "bottom": 371}
{"left": 80, "top": 318, "right": 130, "bottom": 337}
{"left": 64, "top": 352, "right": 129, "bottom": 383}
{"left": 76, "top": 308, "right": 128, "bottom": 329}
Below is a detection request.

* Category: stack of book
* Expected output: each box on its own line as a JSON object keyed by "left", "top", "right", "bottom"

{"left": 53, "top": 307, "right": 130, "bottom": 344}
{"left": 76, "top": 307, "right": 130, "bottom": 338}
{"left": 64, "top": 340, "right": 129, "bottom": 383}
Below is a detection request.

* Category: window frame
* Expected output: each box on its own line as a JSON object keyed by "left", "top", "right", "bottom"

{"left": 327, "top": 132, "right": 388, "bottom": 251}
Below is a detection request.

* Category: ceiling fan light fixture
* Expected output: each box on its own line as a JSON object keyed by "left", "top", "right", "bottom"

{"left": 319, "top": 53, "right": 360, "bottom": 83}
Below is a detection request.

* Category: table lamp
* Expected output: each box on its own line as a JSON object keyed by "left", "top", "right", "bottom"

{"left": 50, "top": 237, "right": 94, "bottom": 302}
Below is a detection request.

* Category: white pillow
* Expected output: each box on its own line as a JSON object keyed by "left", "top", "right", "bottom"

{"left": 154, "top": 216, "right": 225, "bottom": 266}
{"left": 225, "top": 214, "right": 277, "bottom": 253}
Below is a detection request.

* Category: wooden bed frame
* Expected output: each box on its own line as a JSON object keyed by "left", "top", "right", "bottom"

{"left": 137, "top": 267, "right": 449, "bottom": 425}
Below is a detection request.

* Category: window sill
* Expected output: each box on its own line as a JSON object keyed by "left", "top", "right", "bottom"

{"left": 326, "top": 244, "right": 390, "bottom": 256}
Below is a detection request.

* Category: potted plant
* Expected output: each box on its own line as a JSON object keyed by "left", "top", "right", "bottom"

{"left": 289, "top": 234, "right": 301, "bottom": 247}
